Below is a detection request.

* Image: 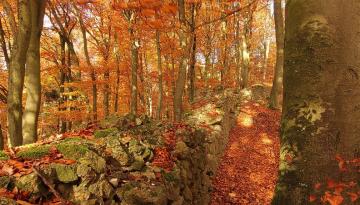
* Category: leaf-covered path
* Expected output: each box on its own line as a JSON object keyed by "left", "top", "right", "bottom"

{"left": 211, "top": 102, "right": 281, "bottom": 205}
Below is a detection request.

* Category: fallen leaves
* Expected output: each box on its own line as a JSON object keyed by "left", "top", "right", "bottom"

{"left": 151, "top": 147, "right": 174, "bottom": 171}
{"left": 211, "top": 102, "right": 281, "bottom": 205}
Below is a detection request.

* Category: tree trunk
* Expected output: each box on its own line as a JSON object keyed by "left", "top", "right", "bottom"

{"left": 188, "top": 4, "right": 197, "bottom": 103}
{"left": 7, "top": 0, "right": 32, "bottom": 146}
{"left": 262, "top": 39, "right": 270, "bottom": 81}
{"left": 240, "top": 34, "right": 250, "bottom": 89}
{"left": 0, "top": 20, "right": 10, "bottom": 69}
{"left": 173, "top": 0, "right": 188, "bottom": 121}
{"left": 272, "top": 0, "right": 360, "bottom": 204}
{"left": 103, "top": 67, "right": 110, "bottom": 118}
{"left": 204, "top": 2, "right": 212, "bottom": 88}
{"left": 156, "top": 29, "right": 163, "bottom": 119}
{"left": 235, "top": 14, "right": 240, "bottom": 89}
{"left": 0, "top": 124, "right": 3, "bottom": 150}
{"left": 59, "top": 36, "right": 67, "bottom": 134}
{"left": 269, "top": 0, "right": 284, "bottom": 109}
{"left": 23, "top": 0, "right": 46, "bottom": 144}
{"left": 220, "top": 8, "right": 228, "bottom": 87}
{"left": 114, "top": 46, "right": 121, "bottom": 114}
{"left": 130, "top": 28, "right": 139, "bottom": 115}
{"left": 77, "top": 6, "right": 97, "bottom": 120}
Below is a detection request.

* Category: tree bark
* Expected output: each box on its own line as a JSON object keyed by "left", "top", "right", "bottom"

{"left": 0, "top": 124, "right": 3, "bottom": 150}
{"left": 23, "top": 0, "right": 46, "bottom": 144}
{"left": 188, "top": 4, "right": 197, "bottom": 103}
{"left": 240, "top": 34, "right": 250, "bottom": 89}
{"left": 156, "top": 28, "right": 163, "bottom": 119}
{"left": 269, "top": 0, "right": 284, "bottom": 109}
{"left": 59, "top": 36, "right": 67, "bottom": 134}
{"left": 273, "top": 0, "right": 360, "bottom": 204}
{"left": 262, "top": 39, "right": 270, "bottom": 81}
{"left": 220, "top": 7, "right": 228, "bottom": 87}
{"left": 173, "top": 0, "right": 188, "bottom": 121}
{"left": 0, "top": 19, "right": 10, "bottom": 68}
{"left": 7, "top": 0, "right": 32, "bottom": 146}
{"left": 114, "top": 36, "right": 121, "bottom": 114}
{"left": 103, "top": 67, "right": 110, "bottom": 117}
{"left": 130, "top": 27, "right": 139, "bottom": 115}
{"left": 235, "top": 12, "right": 241, "bottom": 89}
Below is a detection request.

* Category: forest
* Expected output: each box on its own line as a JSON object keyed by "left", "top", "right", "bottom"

{"left": 0, "top": 0, "right": 358, "bottom": 204}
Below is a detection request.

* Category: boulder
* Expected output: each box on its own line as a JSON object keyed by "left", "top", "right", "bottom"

{"left": 52, "top": 164, "right": 78, "bottom": 183}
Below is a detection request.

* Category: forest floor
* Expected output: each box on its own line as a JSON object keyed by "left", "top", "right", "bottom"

{"left": 210, "top": 101, "right": 281, "bottom": 205}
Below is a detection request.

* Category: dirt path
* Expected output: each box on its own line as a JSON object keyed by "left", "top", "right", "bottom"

{"left": 210, "top": 102, "right": 281, "bottom": 205}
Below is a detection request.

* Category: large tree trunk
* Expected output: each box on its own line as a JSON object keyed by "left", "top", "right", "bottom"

{"left": 23, "top": 0, "right": 46, "bottom": 144}
{"left": 173, "top": 0, "right": 188, "bottom": 121}
{"left": 269, "top": 0, "right": 284, "bottom": 109}
{"left": 272, "top": 0, "right": 360, "bottom": 204}
{"left": 130, "top": 28, "right": 139, "bottom": 115}
{"left": 187, "top": 4, "right": 197, "bottom": 103}
{"left": 7, "top": 0, "right": 32, "bottom": 146}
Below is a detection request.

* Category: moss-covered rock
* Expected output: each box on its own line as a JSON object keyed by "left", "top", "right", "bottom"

{"left": 0, "top": 197, "right": 17, "bottom": 205}
{"left": 0, "top": 176, "right": 11, "bottom": 188}
{"left": 173, "top": 141, "right": 190, "bottom": 159}
{"left": 52, "top": 164, "right": 78, "bottom": 183}
{"left": 106, "top": 137, "right": 130, "bottom": 166}
{"left": 88, "top": 177, "right": 114, "bottom": 199}
{"left": 78, "top": 151, "right": 106, "bottom": 174}
{"left": 15, "top": 173, "right": 44, "bottom": 194}
{"left": 128, "top": 139, "right": 145, "bottom": 155}
{"left": 16, "top": 145, "right": 51, "bottom": 159}
{"left": 72, "top": 180, "right": 92, "bottom": 202}
{"left": 94, "top": 128, "right": 118, "bottom": 138}
{"left": 0, "top": 151, "right": 9, "bottom": 161}
{"left": 128, "top": 156, "right": 145, "bottom": 171}
{"left": 117, "top": 183, "right": 168, "bottom": 205}
{"left": 56, "top": 141, "right": 89, "bottom": 160}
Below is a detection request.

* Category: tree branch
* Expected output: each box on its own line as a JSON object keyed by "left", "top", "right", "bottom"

{"left": 195, "top": 0, "right": 259, "bottom": 30}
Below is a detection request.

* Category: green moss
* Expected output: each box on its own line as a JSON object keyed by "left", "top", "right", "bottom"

{"left": 0, "top": 151, "right": 9, "bottom": 161}
{"left": 162, "top": 170, "right": 179, "bottom": 183}
{"left": 16, "top": 145, "right": 51, "bottom": 159}
{"left": 52, "top": 164, "right": 78, "bottom": 183}
{"left": 94, "top": 128, "right": 118, "bottom": 138}
{"left": 56, "top": 142, "right": 89, "bottom": 160}
{"left": 61, "top": 137, "right": 84, "bottom": 143}
{"left": 0, "top": 176, "right": 11, "bottom": 188}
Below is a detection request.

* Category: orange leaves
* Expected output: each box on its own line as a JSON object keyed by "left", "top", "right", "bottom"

{"left": 76, "top": 0, "right": 99, "bottom": 5}
{"left": 335, "top": 154, "right": 347, "bottom": 172}
{"left": 285, "top": 153, "right": 293, "bottom": 164}
{"left": 151, "top": 147, "right": 174, "bottom": 171}
{"left": 161, "top": 3, "right": 177, "bottom": 14}
{"left": 347, "top": 192, "right": 359, "bottom": 202}
{"left": 0, "top": 188, "right": 15, "bottom": 199}
{"left": 321, "top": 192, "right": 344, "bottom": 205}
{"left": 309, "top": 194, "right": 317, "bottom": 202}
{"left": 314, "top": 183, "right": 322, "bottom": 190}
